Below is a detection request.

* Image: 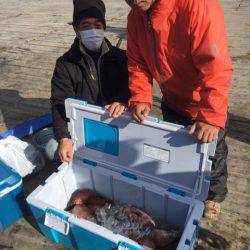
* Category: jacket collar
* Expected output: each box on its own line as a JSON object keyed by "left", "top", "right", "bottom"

{"left": 79, "top": 38, "right": 110, "bottom": 58}
{"left": 128, "top": 0, "right": 176, "bottom": 22}
{"left": 67, "top": 37, "right": 111, "bottom": 63}
{"left": 149, "top": 0, "right": 175, "bottom": 17}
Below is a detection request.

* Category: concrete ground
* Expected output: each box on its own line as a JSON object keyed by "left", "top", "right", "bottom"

{"left": 0, "top": 0, "right": 249, "bottom": 249}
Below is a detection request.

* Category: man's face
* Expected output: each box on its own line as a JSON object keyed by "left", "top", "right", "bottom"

{"left": 132, "top": 0, "right": 155, "bottom": 11}
{"left": 75, "top": 17, "right": 104, "bottom": 34}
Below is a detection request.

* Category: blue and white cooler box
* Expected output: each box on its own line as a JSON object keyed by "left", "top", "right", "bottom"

{"left": 0, "top": 159, "right": 24, "bottom": 232}
{"left": 27, "top": 98, "right": 217, "bottom": 250}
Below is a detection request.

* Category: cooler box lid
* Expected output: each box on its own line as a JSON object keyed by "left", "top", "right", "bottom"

{"left": 65, "top": 99, "right": 217, "bottom": 201}
{"left": 0, "top": 159, "right": 22, "bottom": 195}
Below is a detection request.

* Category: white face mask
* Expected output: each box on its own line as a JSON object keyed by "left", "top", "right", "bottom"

{"left": 79, "top": 29, "right": 104, "bottom": 52}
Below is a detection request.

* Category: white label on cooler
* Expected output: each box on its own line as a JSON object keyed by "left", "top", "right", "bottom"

{"left": 143, "top": 144, "right": 170, "bottom": 163}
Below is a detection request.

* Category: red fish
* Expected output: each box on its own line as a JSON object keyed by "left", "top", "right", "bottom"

{"left": 65, "top": 189, "right": 95, "bottom": 211}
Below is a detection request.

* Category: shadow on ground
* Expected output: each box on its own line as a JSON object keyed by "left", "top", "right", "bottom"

{"left": 197, "top": 227, "right": 230, "bottom": 249}
{"left": 0, "top": 89, "right": 50, "bottom": 131}
{"left": 228, "top": 113, "right": 250, "bottom": 144}
{"left": 152, "top": 95, "right": 250, "bottom": 145}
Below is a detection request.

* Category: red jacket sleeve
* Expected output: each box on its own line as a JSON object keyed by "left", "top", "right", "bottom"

{"left": 189, "top": 0, "right": 233, "bottom": 128}
{"left": 127, "top": 11, "right": 153, "bottom": 108}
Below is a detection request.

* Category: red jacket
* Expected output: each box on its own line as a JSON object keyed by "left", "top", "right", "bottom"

{"left": 127, "top": 0, "right": 233, "bottom": 128}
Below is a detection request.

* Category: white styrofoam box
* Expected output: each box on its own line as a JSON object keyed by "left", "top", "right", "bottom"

{"left": 27, "top": 98, "right": 217, "bottom": 250}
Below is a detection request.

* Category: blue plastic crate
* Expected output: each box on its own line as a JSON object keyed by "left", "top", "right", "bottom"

{"left": 0, "top": 114, "right": 52, "bottom": 231}
{"left": 0, "top": 160, "right": 24, "bottom": 232}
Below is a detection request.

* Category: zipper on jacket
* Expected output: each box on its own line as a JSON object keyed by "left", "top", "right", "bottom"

{"left": 97, "top": 40, "right": 111, "bottom": 105}
{"left": 89, "top": 67, "right": 95, "bottom": 81}
{"left": 79, "top": 40, "right": 96, "bottom": 81}
{"left": 83, "top": 54, "right": 97, "bottom": 81}
{"left": 83, "top": 55, "right": 100, "bottom": 100}
{"left": 146, "top": 13, "right": 163, "bottom": 83}
{"left": 87, "top": 55, "right": 102, "bottom": 98}
{"left": 97, "top": 56, "right": 104, "bottom": 103}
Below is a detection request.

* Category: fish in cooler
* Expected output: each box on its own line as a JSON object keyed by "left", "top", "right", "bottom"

{"left": 65, "top": 189, "right": 179, "bottom": 249}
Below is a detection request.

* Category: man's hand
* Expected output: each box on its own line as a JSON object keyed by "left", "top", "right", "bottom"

{"left": 189, "top": 122, "right": 219, "bottom": 143}
{"left": 59, "top": 138, "right": 73, "bottom": 163}
{"left": 132, "top": 103, "right": 151, "bottom": 123}
{"left": 105, "top": 102, "right": 127, "bottom": 117}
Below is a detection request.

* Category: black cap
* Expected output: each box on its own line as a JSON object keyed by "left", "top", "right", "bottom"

{"left": 73, "top": 0, "right": 106, "bottom": 28}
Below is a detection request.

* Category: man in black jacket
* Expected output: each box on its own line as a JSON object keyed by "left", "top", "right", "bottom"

{"left": 50, "top": 0, "right": 130, "bottom": 162}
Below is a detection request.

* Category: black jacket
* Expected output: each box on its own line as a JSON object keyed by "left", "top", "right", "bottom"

{"left": 50, "top": 38, "right": 130, "bottom": 141}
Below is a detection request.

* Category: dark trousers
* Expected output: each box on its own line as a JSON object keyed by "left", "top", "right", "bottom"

{"left": 161, "top": 100, "right": 228, "bottom": 202}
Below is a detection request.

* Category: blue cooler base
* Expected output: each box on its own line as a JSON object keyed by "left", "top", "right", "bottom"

{"left": 30, "top": 204, "right": 118, "bottom": 250}
{"left": 0, "top": 114, "right": 52, "bottom": 232}
{"left": 0, "top": 184, "right": 26, "bottom": 232}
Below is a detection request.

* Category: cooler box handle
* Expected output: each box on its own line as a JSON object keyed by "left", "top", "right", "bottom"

{"left": 44, "top": 208, "right": 69, "bottom": 236}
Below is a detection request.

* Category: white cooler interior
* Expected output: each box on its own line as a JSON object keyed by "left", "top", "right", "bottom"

{"left": 36, "top": 159, "right": 193, "bottom": 232}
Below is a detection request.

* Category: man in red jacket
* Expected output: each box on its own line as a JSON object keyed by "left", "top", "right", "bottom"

{"left": 126, "top": 0, "right": 233, "bottom": 219}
